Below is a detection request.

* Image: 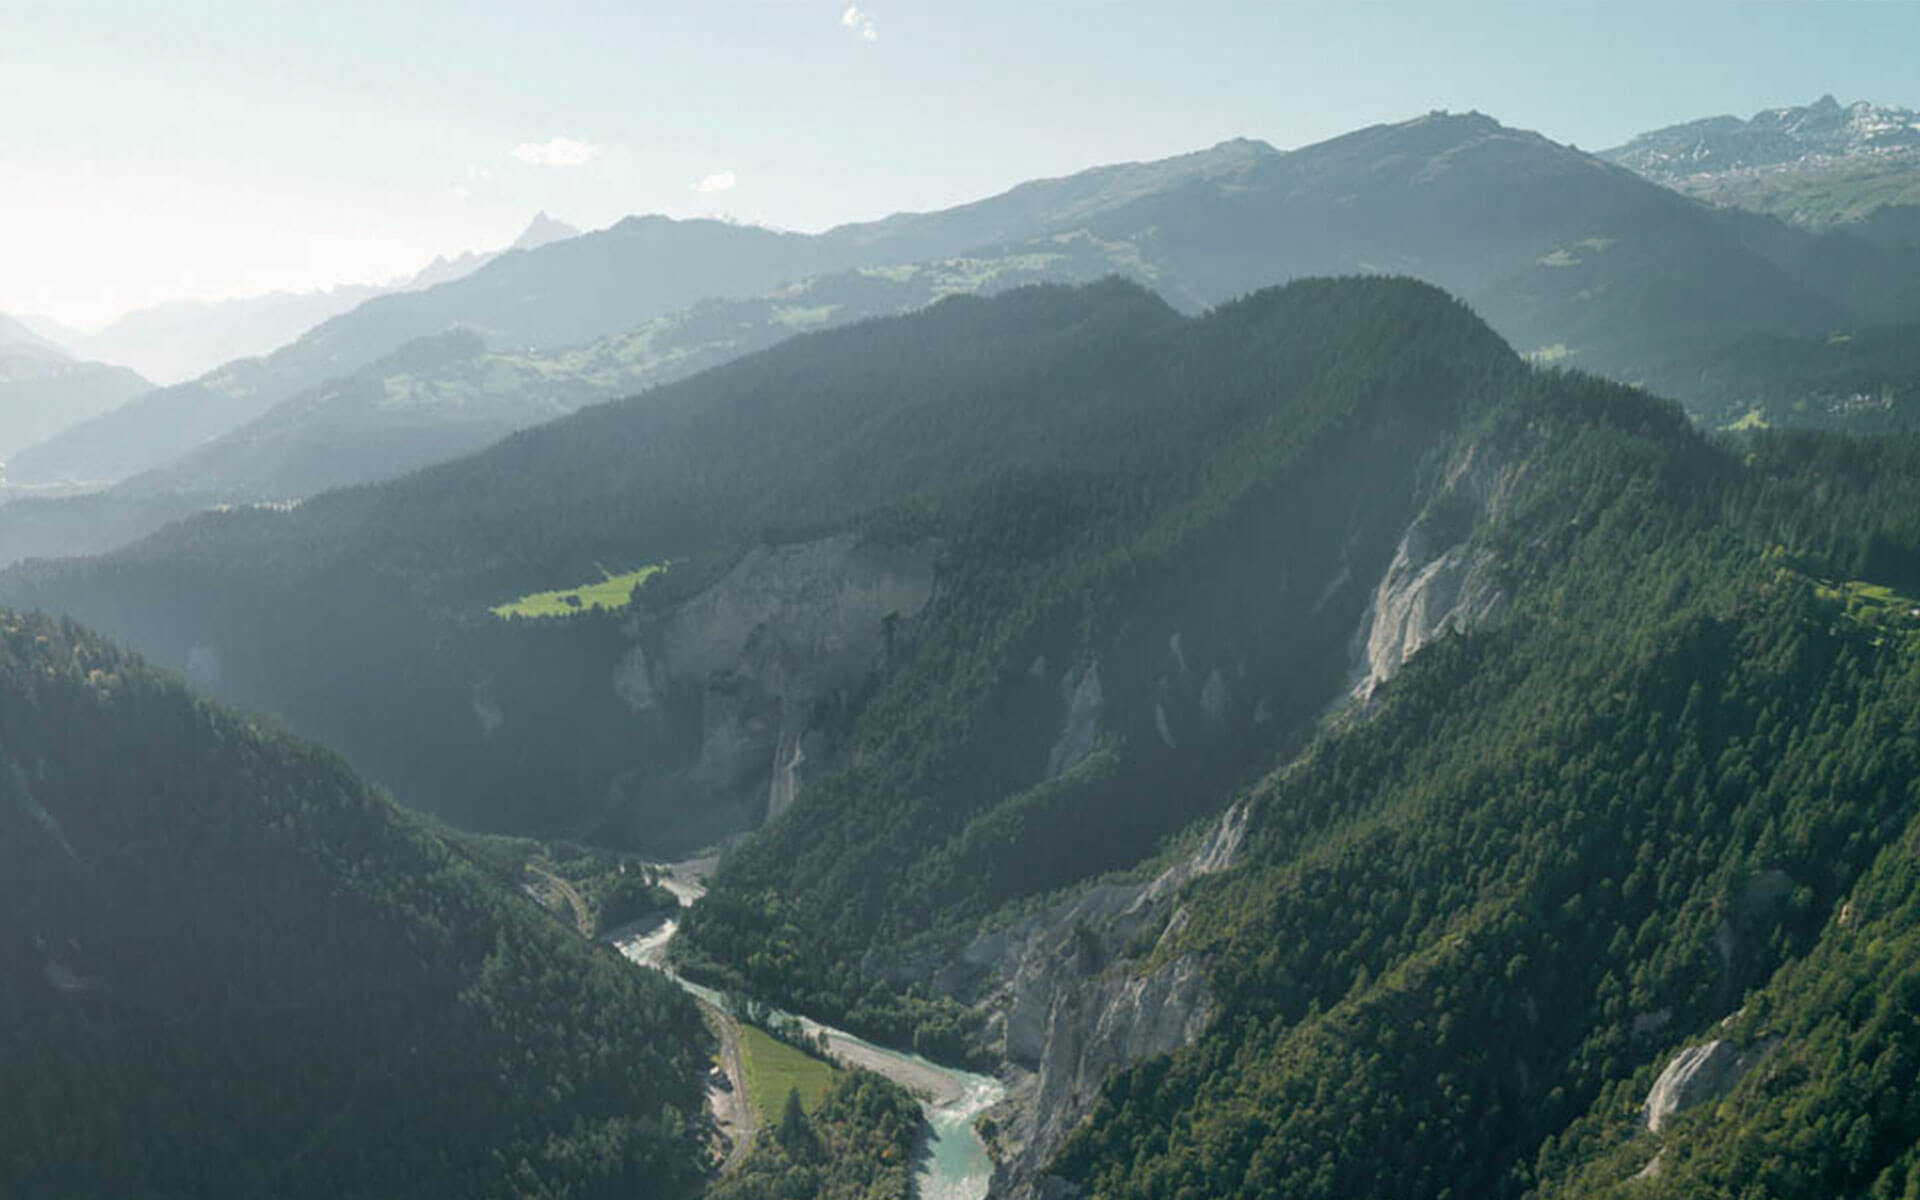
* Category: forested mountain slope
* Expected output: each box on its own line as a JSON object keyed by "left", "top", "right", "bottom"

{"left": 1041, "top": 424, "right": 1920, "bottom": 1200}
{"left": 0, "top": 277, "right": 1521, "bottom": 853}
{"left": 1632, "top": 320, "right": 1920, "bottom": 433}
{"left": 17, "top": 108, "right": 1920, "bottom": 505}
{"left": 0, "top": 215, "right": 836, "bottom": 489}
{"left": 0, "top": 236, "right": 1140, "bottom": 569}
{"left": 120, "top": 245, "right": 1133, "bottom": 504}
{"left": 15, "top": 271, "right": 1920, "bottom": 1200}
{"left": 829, "top": 111, "right": 1920, "bottom": 373}
{"left": 1538, "top": 711, "right": 1920, "bottom": 1198}
{"left": 672, "top": 339, "right": 1920, "bottom": 1197}
{"left": 0, "top": 612, "right": 712, "bottom": 1199}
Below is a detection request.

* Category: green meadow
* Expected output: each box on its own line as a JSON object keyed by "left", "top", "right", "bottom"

{"left": 737, "top": 1023, "right": 836, "bottom": 1126}
{"left": 489, "top": 562, "right": 668, "bottom": 619}
{"left": 1810, "top": 576, "right": 1920, "bottom": 635}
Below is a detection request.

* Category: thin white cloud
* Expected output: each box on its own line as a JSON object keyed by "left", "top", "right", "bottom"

{"left": 840, "top": 4, "right": 878, "bottom": 41}
{"left": 509, "top": 138, "right": 601, "bottom": 168}
{"left": 693, "top": 171, "right": 739, "bottom": 194}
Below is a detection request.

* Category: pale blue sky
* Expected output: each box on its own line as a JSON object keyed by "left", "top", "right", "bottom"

{"left": 4, "top": 0, "right": 1917, "bottom": 325}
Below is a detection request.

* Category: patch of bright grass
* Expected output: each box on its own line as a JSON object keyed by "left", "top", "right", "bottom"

{"left": 1812, "top": 578, "right": 1920, "bottom": 632}
{"left": 738, "top": 1023, "right": 836, "bottom": 1126}
{"left": 489, "top": 562, "right": 668, "bottom": 619}
{"left": 1726, "top": 408, "right": 1771, "bottom": 431}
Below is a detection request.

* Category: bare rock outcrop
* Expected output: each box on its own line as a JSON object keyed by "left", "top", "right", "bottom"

{"left": 1352, "top": 535, "right": 1504, "bottom": 700}
{"left": 956, "top": 802, "right": 1249, "bottom": 1200}
{"left": 1349, "top": 443, "right": 1517, "bottom": 702}
{"left": 1644, "top": 1038, "right": 1770, "bottom": 1132}
{"left": 608, "top": 534, "right": 938, "bottom": 828}
{"left": 1046, "top": 661, "right": 1105, "bottom": 779}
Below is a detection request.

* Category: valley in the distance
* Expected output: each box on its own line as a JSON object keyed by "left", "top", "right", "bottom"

{"left": 10, "top": 10, "right": 1920, "bottom": 1199}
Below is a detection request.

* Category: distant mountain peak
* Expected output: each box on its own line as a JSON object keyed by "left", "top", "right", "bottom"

{"left": 1417, "top": 108, "right": 1502, "bottom": 128}
{"left": 1602, "top": 96, "right": 1920, "bottom": 231}
{"left": 1317, "top": 108, "right": 1569, "bottom": 169}
{"left": 0, "top": 312, "right": 71, "bottom": 361}
{"left": 511, "top": 212, "right": 580, "bottom": 251}
{"left": 1606, "top": 95, "right": 1920, "bottom": 178}
{"left": 1202, "top": 135, "right": 1278, "bottom": 158}
{"left": 1380, "top": 109, "right": 1513, "bottom": 144}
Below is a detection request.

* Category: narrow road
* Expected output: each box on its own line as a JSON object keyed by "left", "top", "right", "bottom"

{"left": 703, "top": 998, "right": 755, "bottom": 1170}
{"left": 525, "top": 863, "right": 593, "bottom": 936}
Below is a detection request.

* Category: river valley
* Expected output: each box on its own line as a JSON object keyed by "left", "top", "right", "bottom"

{"left": 613, "top": 861, "right": 1006, "bottom": 1200}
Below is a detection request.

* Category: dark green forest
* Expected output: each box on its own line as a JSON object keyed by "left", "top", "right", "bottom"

{"left": 656, "top": 275, "right": 1525, "bottom": 1053}
{"left": 1636, "top": 321, "right": 1920, "bottom": 433}
{"left": 0, "top": 277, "right": 1516, "bottom": 850}
{"left": 707, "top": 1072, "right": 921, "bottom": 1200}
{"left": 0, "top": 613, "right": 713, "bottom": 1199}
{"left": 16, "top": 273, "right": 1920, "bottom": 1198}
{"left": 671, "top": 297, "right": 1920, "bottom": 1192}
{"left": 1048, "top": 412, "right": 1920, "bottom": 1198}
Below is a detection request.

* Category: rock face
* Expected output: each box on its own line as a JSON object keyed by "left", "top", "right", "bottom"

{"left": 953, "top": 802, "right": 1249, "bottom": 1200}
{"left": 1353, "top": 534, "right": 1503, "bottom": 700}
{"left": 1350, "top": 444, "right": 1514, "bottom": 702}
{"left": 611, "top": 533, "right": 939, "bottom": 831}
{"left": 1644, "top": 1039, "right": 1769, "bottom": 1132}
{"left": 649, "top": 535, "right": 936, "bottom": 687}
{"left": 928, "top": 441, "right": 1526, "bottom": 1197}
{"left": 1046, "top": 661, "right": 1105, "bottom": 779}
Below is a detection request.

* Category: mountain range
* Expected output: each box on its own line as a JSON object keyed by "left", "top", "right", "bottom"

{"left": 15, "top": 267, "right": 1920, "bottom": 1200}
{"left": 1606, "top": 95, "right": 1920, "bottom": 242}
{"left": 24, "top": 213, "right": 582, "bottom": 386}
{"left": 6, "top": 108, "right": 1920, "bottom": 574}
{"left": 0, "top": 211, "right": 828, "bottom": 492}
{"left": 0, "top": 314, "right": 150, "bottom": 464}
{"left": 0, "top": 313, "right": 70, "bottom": 360}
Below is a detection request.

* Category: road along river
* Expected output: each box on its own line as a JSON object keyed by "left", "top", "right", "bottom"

{"left": 613, "top": 862, "right": 1006, "bottom": 1200}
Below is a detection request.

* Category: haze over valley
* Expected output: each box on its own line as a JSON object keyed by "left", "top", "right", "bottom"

{"left": 10, "top": 5, "right": 1920, "bottom": 1199}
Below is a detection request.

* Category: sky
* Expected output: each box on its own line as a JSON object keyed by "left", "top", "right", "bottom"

{"left": 4, "top": 0, "right": 1918, "bottom": 328}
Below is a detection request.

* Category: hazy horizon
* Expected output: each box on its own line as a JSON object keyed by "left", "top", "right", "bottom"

{"left": 6, "top": 0, "right": 1919, "bottom": 327}
{"left": 18, "top": 8, "right": 1920, "bottom": 1200}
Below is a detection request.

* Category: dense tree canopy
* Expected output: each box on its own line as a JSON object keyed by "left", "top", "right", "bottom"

{"left": 0, "top": 613, "right": 713, "bottom": 1199}
{"left": 14, "top": 273, "right": 1920, "bottom": 1198}
{"left": 1052, "top": 391, "right": 1920, "bottom": 1198}
{"left": 709, "top": 1071, "right": 921, "bottom": 1200}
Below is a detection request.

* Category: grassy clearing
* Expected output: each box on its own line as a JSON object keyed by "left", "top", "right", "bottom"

{"left": 1813, "top": 578, "right": 1920, "bottom": 632}
{"left": 737, "top": 1023, "right": 836, "bottom": 1126}
{"left": 490, "top": 562, "right": 668, "bottom": 619}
